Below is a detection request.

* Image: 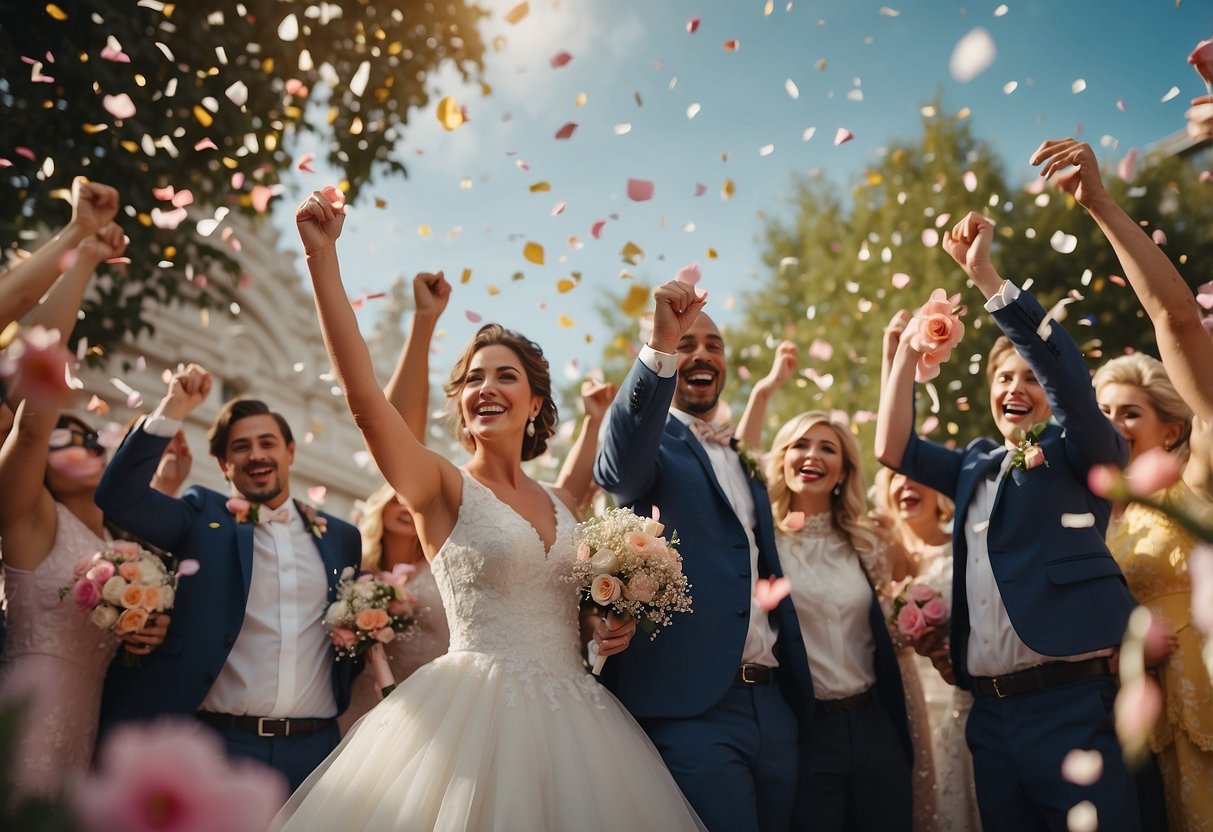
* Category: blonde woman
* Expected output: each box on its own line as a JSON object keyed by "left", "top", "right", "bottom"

{"left": 766, "top": 411, "right": 913, "bottom": 832}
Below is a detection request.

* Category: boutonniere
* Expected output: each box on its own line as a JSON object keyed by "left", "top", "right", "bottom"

{"left": 1005, "top": 421, "right": 1050, "bottom": 478}
{"left": 225, "top": 497, "right": 258, "bottom": 524}
{"left": 733, "top": 440, "right": 765, "bottom": 483}
{"left": 297, "top": 500, "right": 329, "bottom": 539}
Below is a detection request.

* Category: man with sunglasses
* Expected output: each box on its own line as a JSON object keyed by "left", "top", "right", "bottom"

{"left": 94, "top": 363, "right": 362, "bottom": 793}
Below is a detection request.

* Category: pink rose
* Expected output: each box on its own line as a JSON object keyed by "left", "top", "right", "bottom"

{"left": 1023, "top": 444, "right": 1046, "bottom": 470}
{"left": 590, "top": 574, "right": 623, "bottom": 605}
{"left": 641, "top": 519, "right": 665, "bottom": 537}
{"left": 1189, "top": 38, "right": 1213, "bottom": 86}
{"left": 906, "top": 583, "right": 937, "bottom": 604}
{"left": 120, "top": 584, "right": 147, "bottom": 610}
{"left": 142, "top": 585, "right": 162, "bottom": 612}
{"left": 921, "top": 596, "right": 949, "bottom": 626}
{"left": 624, "top": 531, "right": 660, "bottom": 558}
{"left": 897, "top": 602, "right": 927, "bottom": 638}
{"left": 330, "top": 627, "right": 357, "bottom": 649}
{"left": 73, "top": 556, "right": 96, "bottom": 581}
{"left": 622, "top": 573, "right": 657, "bottom": 604}
{"left": 354, "top": 608, "right": 390, "bottom": 632}
{"left": 576, "top": 542, "right": 593, "bottom": 562}
{"left": 114, "top": 608, "right": 149, "bottom": 635}
{"left": 118, "top": 562, "right": 143, "bottom": 582}
{"left": 373, "top": 627, "right": 396, "bottom": 644}
{"left": 1124, "top": 447, "right": 1183, "bottom": 497}
{"left": 110, "top": 540, "right": 141, "bottom": 560}
{"left": 72, "top": 578, "right": 104, "bottom": 612}
{"left": 86, "top": 559, "right": 115, "bottom": 584}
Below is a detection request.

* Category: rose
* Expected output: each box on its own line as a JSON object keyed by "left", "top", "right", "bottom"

{"left": 905, "top": 583, "right": 937, "bottom": 605}
{"left": 590, "top": 574, "right": 624, "bottom": 605}
{"left": 101, "top": 576, "right": 128, "bottom": 606}
{"left": 74, "top": 556, "right": 96, "bottom": 581}
{"left": 90, "top": 604, "right": 119, "bottom": 629}
{"left": 387, "top": 598, "right": 415, "bottom": 618}
{"left": 115, "top": 608, "right": 149, "bottom": 635}
{"left": 323, "top": 600, "right": 350, "bottom": 627}
{"left": 1189, "top": 38, "right": 1213, "bottom": 87}
{"left": 71, "top": 578, "right": 104, "bottom": 612}
{"left": 330, "top": 627, "right": 357, "bottom": 649}
{"left": 142, "top": 585, "right": 163, "bottom": 612}
{"left": 86, "top": 559, "right": 116, "bottom": 584}
{"left": 134, "top": 557, "right": 166, "bottom": 583}
{"left": 120, "top": 583, "right": 147, "bottom": 610}
{"left": 1023, "top": 445, "right": 1046, "bottom": 471}
{"left": 641, "top": 519, "right": 665, "bottom": 537}
{"left": 622, "top": 573, "right": 657, "bottom": 604}
{"left": 576, "top": 542, "right": 593, "bottom": 562}
{"left": 897, "top": 602, "right": 927, "bottom": 638}
{"left": 624, "top": 531, "right": 661, "bottom": 558}
{"left": 373, "top": 627, "right": 396, "bottom": 644}
{"left": 118, "top": 562, "right": 143, "bottom": 582}
{"left": 921, "top": 596, "right": 949, "bottom": 626}
{"left": 156, "top": 585, "right": 175, "bottom": 611}
{"left": 354, "top": 608, "right": 390, "bottom": 632}
{"left": 110, "top": 540, "right": 142, "bottom": 560}
{"left": 589, "top": 548, "right": 619, "bottom": 574}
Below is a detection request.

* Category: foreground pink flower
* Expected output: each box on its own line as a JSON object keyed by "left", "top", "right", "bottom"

{"left": 905, "top": 288, "right": 965, "bottom": 382}
{"left": 1191, "top": 544, "right": 1213, "bottom": 637}
{"left": 1189, "top": 38, "right": 1213, "bottom": 88}
{"left": 1124, "top": 447, "right": 1183, "bottom": 496}
{"left": 0, "top": 326, "right": 73, "bottom": 406}
{"left": 1114, "top": 675, "right": 1162, "bottom": 761}
{"left": 754, "top": 576, "right": 791, "bottom": 612}
{"left": 897, "top": 602, "right": 927, "bottom": 638}
{"left": 73, "top": 717, "right": 286, "bottom": 832}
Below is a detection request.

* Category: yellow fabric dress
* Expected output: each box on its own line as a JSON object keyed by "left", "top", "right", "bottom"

{"left": 1108, "top": 481, "right": 1213, "bottom": 832}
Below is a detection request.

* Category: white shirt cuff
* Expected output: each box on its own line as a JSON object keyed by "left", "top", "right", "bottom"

{"left": 638, "top": 344, "right": 678, "bottom": 378}
{"left": 983, "top": 280, "right": 1020, "bottom": 312}
{"left": 142, "top": 414, "right": 182, "bottom": 437}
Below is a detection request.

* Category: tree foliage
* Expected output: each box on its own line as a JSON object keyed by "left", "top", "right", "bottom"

{"left": 0, "top": 0, "right": 486, "bottom": 358}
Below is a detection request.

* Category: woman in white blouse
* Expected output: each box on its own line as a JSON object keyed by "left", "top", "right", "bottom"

{"left": 765, "top": 410, "right": 913, "bottom": 832}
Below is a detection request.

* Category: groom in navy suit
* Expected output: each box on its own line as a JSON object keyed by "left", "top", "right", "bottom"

{"left": 594, "top": 280, "right": 814, "bottom": 832}
{"left": 95, "top": 364, "right": 361, "bottom": 791}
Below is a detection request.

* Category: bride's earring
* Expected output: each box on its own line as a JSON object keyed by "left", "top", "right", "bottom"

{"left": 832, "top": 481, "right": 843, "bottom": 498}
{"left": 526, "top": 416, "right": 537, "bottom": 438}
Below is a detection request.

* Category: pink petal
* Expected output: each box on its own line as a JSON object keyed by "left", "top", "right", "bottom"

{"left": 1151, "top": 229, "right": 1167, "bottom": 246}
{"left": 551, "top": 201, "right": 566, "bottom": 216}
{"left": 808, "top": 339, "right": 833, "bottom": 361}
{"left": 1109, "top": 274, "right": 1127, "bottom": 287}
{"left": 554, "top": 122, "right": 578, "bottom": 140}
{"left": 285, "top": 78, "right": 308, "bottom": 97}
{"left": 100, "top": 46, "right": 130, "bottom": 63}
{"left": 1116, "top": 99, "right": 1126, "bottom": 112}
{"left": 1124, "top": 447, "right": 1183, "bottom": 496}
{"left": 550, "top": 51, "right": 573, "bottom": 69}
{"left": 686, "top": 16, "right": 701, "bottom": 34}
{"left": 307, "top": 485, "right": 327, "bottom": 505}
{"left": 920, "top": 415, "right": 940, "bottom": 434}
{"left": 891, "top": 272, "right": 911, "bottom": 289}
{"left": 1087, "top": 464, "right": 1122, "bottom": 497}
{"left": 516, "top": 158, "right": 530, "bottom": 172}
{"left": 963, "top": 170, "right": 978, "bottom": 192}
{"left": 784, "top": 511, "right": 805, "bottom": 531}
{"left": 834, "top": 127, "right": 854, "bottom": 146}
{"left": 297, "top": 152, "right": 316, "bottom": 173}
{"left": 150, "top": 206, "right": 188, "bottom": 230}
{"left": 194, "top": 137, "right": 218, "bottom": 151}
{"left": 738, "top": 366, "right": 751, "bottom": 380}
{"left": 102, "top": 93, "right": 136, "bottom": 120}
{"left": 1117, "top": 148, "right": 1139, "bottom": 182}
{"left": 651, "top": 505, "right": 661, "bottom": 523}
{"left": 15, "top": 147, "right": 35, "bottom": 161}
{"left": 591, "top": 219, "right": 607, "bottom": 239}
{"left": 675, "top": 262, "right": 701, "bottom": 285}
{"left": 754, "top": 576, "right": 792, "bottom": 612}
{"left": 693, "top": 183, "right": 707, "bottom": 197}
{"left": 465, "top": 309, "right": 483, "bottom": 323}
{"left": 627, "top": 178, "right": 655, "bottom": 202}
{"left": 250, "top": 185, "right": 273, "bottom": 213}
{"left": 170, "top": 189, "right": 193, "bottom": 208}
{"left": 177, "top": 559, "right": 201, "bottom": 576}
{"left": 152, "top": 185, "right": 175, "bottom": 202}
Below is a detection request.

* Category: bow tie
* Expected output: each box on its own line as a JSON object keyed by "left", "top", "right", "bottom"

{"left": 257, "top": 506, "right": 292, "bottom": 525}
{"left": 690, "top": 420, "right": 735, "bottom": 447}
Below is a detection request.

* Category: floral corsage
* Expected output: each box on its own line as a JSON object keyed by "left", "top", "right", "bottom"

{"left": 297, "top": 501, "right": 329, "bottom": 539}
{"left": 1005, "top": 421, "right": 1050, "bottom": 478}
{"left": 733, "top": 441, "right": 765, "bottom": 483}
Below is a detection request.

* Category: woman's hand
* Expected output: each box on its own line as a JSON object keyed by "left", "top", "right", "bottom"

{"left": 119, "top": 613, "right": 171, "bottom": 656}
{"left": 591, "top": 610, "right": 637, "bottom": 658}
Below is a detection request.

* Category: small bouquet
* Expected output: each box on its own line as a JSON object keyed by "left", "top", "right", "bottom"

{"left": 62, "top": 540, "right": 177, "bottom": 664}
{"left": 905, "top": 288, "right": 965, "bottom": 383}
{"left": 568, "top": 507, "right": 693, "bottom": 675}
{"left": 323, "top": 565, "right": 421, "bottom": 666}
{"left": 889, "top": 580, "right": 948, "bottom": 640}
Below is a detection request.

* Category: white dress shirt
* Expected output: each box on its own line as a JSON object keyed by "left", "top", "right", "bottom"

{"left": 777, "top": 520, "right": 876, "bottom": 699}
{"left": 638, "top": 346, "right": 780, "bottom": 668}
{"left": 144, "top": 416, "right": 337, "bottom": 717}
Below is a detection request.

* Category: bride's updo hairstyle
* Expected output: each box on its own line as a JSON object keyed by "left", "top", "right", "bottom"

{"left": 444, "top": 323, "right": 559, "bottom": 461}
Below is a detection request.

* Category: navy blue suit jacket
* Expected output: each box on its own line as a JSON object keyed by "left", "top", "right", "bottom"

{"left": 94, "top": 425, "right": 361, "bottom": 731}
{"left": 594, "top": 358, "right": 814, "bottom": 724}
{"left": 863, "top": 585, "right": 913, "bottom": 763}
{"left": 895, "top": 289, "right": 1136, "bottom": 689}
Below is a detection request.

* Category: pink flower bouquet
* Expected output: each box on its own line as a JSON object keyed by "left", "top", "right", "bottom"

{"left": 568, "top": 507, "right": 693, "bottom": 675}
{"left": 323, "top": 564, "right": 421, "bottom": 661}
{"left": 904, "top": 288, "right": 965, "bottom": 383}
{"left": 889, "top": 580, "right": 948, "bottom": 640}
{"left": 62, "top": 541, "right": 179, "bottom": 656}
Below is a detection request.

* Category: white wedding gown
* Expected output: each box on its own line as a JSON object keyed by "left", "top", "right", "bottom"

{"left": 272, "top": 471, "right": 704, "bottom": 831}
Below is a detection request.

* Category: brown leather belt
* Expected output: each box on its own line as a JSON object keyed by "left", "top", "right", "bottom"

{"left": 815, "top": 687, "right": 874, "bottom": 714}
{"left": 734, "top": 664, "right": 776, "bottom": 685}
{"left": 972, "top": 657, "right": 1112, "bottom": 699}
{"left": 196, "top": 711, "right": 336, "bottom": 737}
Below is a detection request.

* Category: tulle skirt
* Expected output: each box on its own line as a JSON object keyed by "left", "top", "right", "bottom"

{"left": 272, "top": 650, "right": 705, "bottom": 832}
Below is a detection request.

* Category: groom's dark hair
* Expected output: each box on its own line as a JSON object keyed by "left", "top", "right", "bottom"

{"left": 208, "top": 398, "right": 294, "bottom": 460}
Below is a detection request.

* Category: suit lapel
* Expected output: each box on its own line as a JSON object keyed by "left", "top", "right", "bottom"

{"left": 666, "top": 417, "right": 736, "bottom": 511}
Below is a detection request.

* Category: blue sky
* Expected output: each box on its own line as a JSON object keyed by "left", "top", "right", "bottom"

{"left": 275, "top": 0, "right": 1211, "bottom": 393}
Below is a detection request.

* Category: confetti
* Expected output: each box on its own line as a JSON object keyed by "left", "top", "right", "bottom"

{"left": 102, "top": 93, "right": 136, "bottom": 120}
{"left": 879, "top": 6, "right": 900, "bottom": 16}
{"left": 1067, "top": 802, "right": 1098, "bottom": 832}
{"left": 759, "top": 144, "right": 775, "bottom": 156}
{"left": 225, "top": 80, "right": 249, "bottom": 107}
{"left": 1152, "top": 229, "right": 1167, "bottom": 246}
{"left": 620, "top": 241, "right": 644, "bottom": 265}
{"left": 785, "top": 79, "right": 800, "bottom": 99}
{"left": 1161, "top": 86, "right": 1180, "bottom": 103}
{"left": 1049, "top": 230, "right": 1078, "bottom": 254}
{"left": 964, "top": 170, "right": 978, "bottom": 192}
{"left": 614, "top": 123, "right": 632, "bottom": 135}
{"left": 993, "top": 3, "right": 1008, "bottom": 15}
{"left": 721, "top": 178, "right": 736, "bottom": 199}
{"left": 250, "top": 185, "right": 273, "bottom": 213}
{"left": 297, "top": 153, "right": 316, "bottom": 173}
{"left": 307, "top": 486, "right": 327, "bottom": 505}
{"left": 834, "top": 127, "right": 854, "bottom": 145}
{"left": 1118, "top": 148, "right": 1139, "bottom": 182}
{"left": 437, "top": 96, "right": 464, "bottom": 131}
{"left": 687, "top": 103, "right": 701, "bottom": 119}
{"left": 504, "top": 2, "right": 529, "bottom": 24}
{"left": 591, "top": 220, "right": 607, "bottom": 239}
{"left": 802, "top": 126, "right": 817, "bottom": 142}
{"left": 465, "top": 309, "right": 483, "bottom": 323}
{"left": 723, "top": 39, "right": 739, "bottom": 52}
{"left": 891, "top": 272, "right": 911, "bottom": 289}
{"left": 686, "top": 16, "right": 700, "bottom": 34}
{"left": 694, "top": 183, "right": 707, "bottom": 196}
{"left": 627, "top": 178, "right": 654, "bottom": 201}
{"left": 278, "top": 13, "right": 299, "bottom": 42}
{"left": 551, "top": 201, "right": 566, "bottom": 216}
{"left": 558, "top": 314, "right": 575, "bottom": 328}
{"left": 808, "top": 339, "right": 833, "bottom": 361}
{"left": 177, "top": 559, "right": 201, "bottom": 576}
{"left": 949, "top": 27, "right": 996, "bottom": 83}
{"left": 554, "top": 122, "right": 578, "bottom": 140}
{"left": 529, "top": 181, "right": 551, "bottom": 192}
{"left": 1060, "top": 513, "right": 1096, "bottom": 529}
{"left": 523, "top": 242, "right": 545, "bottom": 265}
{"left": 676, "top": 263, "right": 701, "bottom": 285}
{"left": 754, "top": 576, "right": 792, "bottom": 611}
{"left": 550, "top": 51, "right": 573, "bottom": 69}
{"left": 1003, "top": 80, "right": 1018, "bottom": 94}
{"left": 1071, "top": 78, "right": 1087, "bottom": 94}
{"left": 620, "top": 285, "right": 650, "bottom": 317}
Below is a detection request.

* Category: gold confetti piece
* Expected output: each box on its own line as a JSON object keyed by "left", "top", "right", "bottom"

{"left": 46, "top": 3, "right": 67, "bottom": 20}
{"left": 866, "top": 171, "right": 884, "bottom": 186}
{"left": 0, "top": 321, "right": 18, "bottom": 349}
{"left": 574, "top": 92, "right": 587, "bottom": 107}
{"left": 620, "top": 241, "right": 644, "bottom": 265}
{"left": 707, "top": 248, "right": 718, "bottom": 259}
{"left": 374, "top": 197, "right": 387, "bottom": 208}
{"left": 486, "top": 284, "right": 500, "bottom": 296}
{"left": 725, "top": 295, "right": 736, "bottom": 311}
{"left": 82, "top": 123, "right": 108, "bottom": 134}
{"left": 524, "top": 242, "right": 545, "bottom": 265}
{"left": 418, "top": 224, "right": 431, "bottom": 237}
{"left": 193, "top": 105, "right": 214, "bottom": 128}
{"left": 764, "top": 0, "right": 774, "bottom": 14}
{"left": 721, "top": 178, "right": 736, "bottom": 200}
{"left": 557, "top": 278, "right": 577, "bottom": 293}
{"left": 504, "top": 1, "right": 529, "bottom": 24}
{"left": 634, "top": 91, "right": 643, "bottom": 107}
{"left": 460, "top": 177, "right": 473, "bottom": 190}
{"left": 620, "top": 285, "right": 650, "bottom": 317}
{"left": 529, "top": 181, "right": 551, "bottom": 193}
{"left": 511, "top": 272, "right": 525, "bottom": 282}
{"left": 437, "top": 96, "right": 464, "bottom": 131}
{"left": 558, "top": 313, "right": 575, "bottom": 328}
{"left": 460, "top": 268, "right": 472, "bottom": 284}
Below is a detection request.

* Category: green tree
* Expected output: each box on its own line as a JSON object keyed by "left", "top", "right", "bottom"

{"left": 0, "top": 0, "right": 486, "bottom": 358}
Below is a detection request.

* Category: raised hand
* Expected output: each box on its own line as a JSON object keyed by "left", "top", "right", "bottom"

{"left": 1186, "top": 95, "right": 1213, "bottom": 142}
{"left": 883, "top": 310, "right": 912, "bottom": 362}
{"left": 74, "top": 223, "right": 127, "bottom": 269}
{"left": 70, "top": 177, "right": 119, "bottom": 237}
{"left": 942, "top": 212, "right": 1001, "bottom": 297}
{"left": 648, "top": 280, "right": 707, "bottom": 353}
{"left": 760, "top": 341, "right": 799, "bottom": 392}
{"left": 413, "top": 271, "right": 451, "bottom": 319}
{"left": 151, "top": 430, "right": 193, "bottom": 496}
{"left": 1030, "top": 138, "right": 1107, "bottom": 209}
{"left": 156, "top": 363, "right": 213, "bottom": 422}
{"left": 296, "top": 186, "right": 347, "bottom": 255}
{"left": 580, "top": 378, "right": 617, "bottom": 422}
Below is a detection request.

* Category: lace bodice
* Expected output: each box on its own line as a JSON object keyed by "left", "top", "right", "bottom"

{"left": 1, "top": 502, "right": 117, "bottom": 670}
{"left": 431, "top": 471, "right": 583, "bottom": 677}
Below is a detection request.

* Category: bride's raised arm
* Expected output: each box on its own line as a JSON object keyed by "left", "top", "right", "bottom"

{"left": 296, "top": 188, "right": 460, "bottom": 551}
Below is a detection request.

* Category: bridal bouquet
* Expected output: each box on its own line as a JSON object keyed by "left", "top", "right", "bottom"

{"left": 889, "top": 580, "right": 948, "bottom": 639}
{"left": 62, "top": 541, "right": 177, "bottom": 656}
{"left": 323, "top": 565, "right": 421, "bottom": 661}
{"left": 569, "top": 507, "right": 693, "bottom": 675}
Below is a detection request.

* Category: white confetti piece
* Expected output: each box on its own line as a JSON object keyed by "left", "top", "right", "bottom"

{"left": 1049, "top": 230, "right": 1078, "bottom": 254}
{"left": 1003, "top": 80, "right": 1018, "bottom": 94}
{"left": 1071, "top": 78, "right": 1086, "bottom": 94}
{"left": 949, "top": 27, "right": 996, "bottom": 83}
{"left": 613, "top": 123, "right": 632, "bottom": 135}
{"left": 1061, "top": 750, "right": 1103, "bottom": 785}
{"left": 349, "top": 61, "right": 371, "bottom": 97}
{"left": 993, "top": 3, "right": 1008, "bottom": 15}
{"left": 785, "top": 79, "right": 799, "bottom": 99}
{"left": 802, "top": 126, "right": 816, "bottom": 141}
{"left": 759, "top": 144, "right": 775, "bottom": 156}
{"left": 686, "top": 102, "right": 701, "bottom": 119}
{"left": 278, "top": 13, "right": 299, "bottom": 42}
{"left": 1067, "top": 801, "right": 1098, "bottom": 832}
{"left": 1161, "top": 86, "right": 1180, "bottom": 103}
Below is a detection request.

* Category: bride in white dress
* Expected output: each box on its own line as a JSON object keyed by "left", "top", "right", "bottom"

{"left": 277, "top": 187, "right": 704, "bottom": 832}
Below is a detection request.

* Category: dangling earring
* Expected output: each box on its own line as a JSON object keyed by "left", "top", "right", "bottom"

{"left": 832, "top": 482, "right": 843, "bottom": 498}
{"left": 526, "top": 416, "right": 537, "bottom": 437}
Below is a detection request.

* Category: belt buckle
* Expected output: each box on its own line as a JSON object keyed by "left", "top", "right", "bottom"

{"left": 257, "top": 717, "right": 289, "bottom": 738}
{"left": 739, "top": 664, "right": 759, "bottom": 684}
{"left": 991, "top": 676, "right": 1008, "bottom": 699}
